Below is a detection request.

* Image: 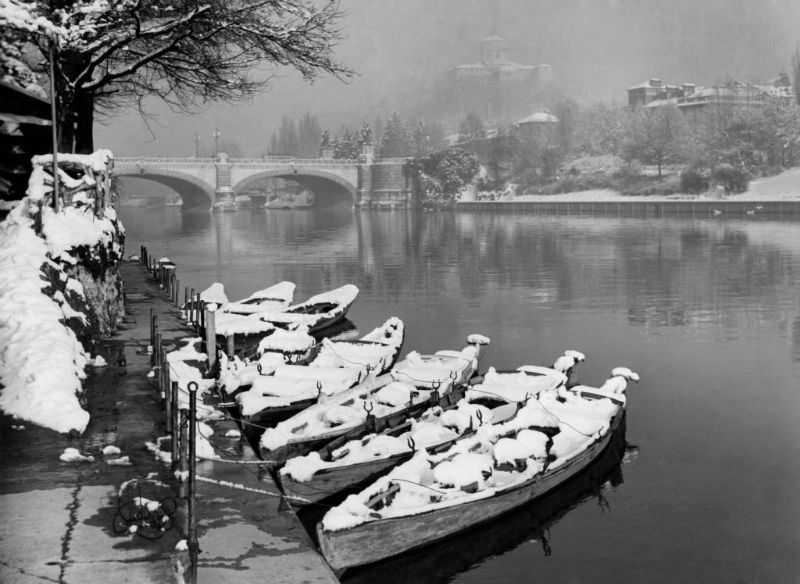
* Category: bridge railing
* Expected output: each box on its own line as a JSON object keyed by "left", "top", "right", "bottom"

{"left": 114, "top": 156, "right": 361, "bottom": 167}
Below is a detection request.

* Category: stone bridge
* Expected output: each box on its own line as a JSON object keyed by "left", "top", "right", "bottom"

{"left": 114, "top": 153, "right": 414, "bottom": 210}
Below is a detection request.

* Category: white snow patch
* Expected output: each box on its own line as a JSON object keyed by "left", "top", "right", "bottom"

{"left": 59, "top": 447, "right": 94, "bottom": 463}
{"left": 106, "top": 456, "right": 131, "bottom": 466}
{"left": 90, "top": 354, "right": 107, "bottom": 367}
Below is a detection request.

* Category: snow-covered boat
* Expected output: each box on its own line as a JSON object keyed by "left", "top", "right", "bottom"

{"left": 181, "top": 281, "right": 294, "bottom": 322}
{"left": 341, "top": 427, "right": 629, "bottom": 584}
{"left": 278, "top": 358, "right": 572, "bottom": 506}
{"left": 242, "top": 283, "right": 359, "bottom": 335}
{"left": 234, "top": 317, "right": 405, "bottom": 428}
{"left": 221, "top": 281, "right": 296, "bottom": 315}
{"left": 316, "top": 367, "right": 639, "bottom": 571}
{"left": 258, "top": 335, "right": 491, "bottom": 465}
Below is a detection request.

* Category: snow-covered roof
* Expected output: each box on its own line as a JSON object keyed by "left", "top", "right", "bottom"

{"left": 517, "top": 112, "right": 559, "bottom": 125}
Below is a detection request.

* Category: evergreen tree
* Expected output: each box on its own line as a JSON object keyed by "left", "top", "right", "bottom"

{"left": 297, "top": 112, "right": 322, "bottom": 158}
{"left": 333, "top": 128, "right": 361, "bottom": 159}
{"left": 792, "top": 45, "right": 800, "bottom": 106}
{"left": 269, "top": 116, "right": 299, "bottom": 155}
{"left": 379, "top": 112, "right": 411, "bottom": 157}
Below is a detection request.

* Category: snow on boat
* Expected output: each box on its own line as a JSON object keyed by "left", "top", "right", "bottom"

{"left": 181, "top": 281, "right": 293, "bottom": 322}
{"left": 256, "top": 284, "right": 359, "bottom": 334}
{"left": 279, "top": 354, "right": 573, "bottom": 505}
{"left": 340, "top": 425, "right": 628, "bottom": 584}
{"left": 221, "top": 281, "right": 296, "bottom": 315}
{"left": 316, "top": 367, "right": 639, "bottom": 571}
{"left": 235, "top": 318, "right": 405, "bottom": 428}
{"left": 258, "top": 334, "right": 491, "bottom": 465}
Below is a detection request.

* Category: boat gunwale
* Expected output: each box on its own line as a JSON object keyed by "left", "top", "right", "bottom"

{"left": 316, "top": 409, "right": 625, "bottom": 569}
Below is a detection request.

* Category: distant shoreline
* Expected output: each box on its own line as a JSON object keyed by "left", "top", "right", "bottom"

{"left": 461, "top": 168, "right": 800, "bottom": 205}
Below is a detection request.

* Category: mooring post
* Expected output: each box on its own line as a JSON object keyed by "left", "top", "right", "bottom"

{"left": 205, "top": 304, "right": 217, "bottom": 372}
{"left": 188, "top": 288, "right": 195, "bottom": 325}
{"left": 150, "top": 313, "right": 158, "bottom": 365}
{"left": 154, "top": 333, "right": 163, "bottom": 394}
{"left": 194, "top": 293, "right": 201, "bottom": 331}
{"left": 178, "top": 408, "right": 189, "bottom": 498}
{"left": 170, "top": 381, "right": 179, "bottom": 471}
{"left": 161, "top": 347, "right": 169, "bottom": 402}
{"left": 187, "top": 382, "right": 199, "bottom": 584}
{"left": 165, "top": 374, "right": 173, "bottom": 435}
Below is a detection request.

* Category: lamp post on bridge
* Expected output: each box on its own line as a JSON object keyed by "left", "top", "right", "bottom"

{"left": 213, "top": 128, "right": 221, "bottom": 158}
{"left": 194, "top": 132, "right": 200, "bottom": 158}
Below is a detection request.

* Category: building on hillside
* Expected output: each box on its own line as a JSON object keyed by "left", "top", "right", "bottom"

{"left": 627, "top": 73, "right": 795, "bottom": 112}
{"left": 515, "top": 111, "right": 559, "bottom": 137}
{"left": 439, "top": 35, "right": 553, "bottom": 129}
{"left": 1, "top": 81, "right": 52, "bottom": 204}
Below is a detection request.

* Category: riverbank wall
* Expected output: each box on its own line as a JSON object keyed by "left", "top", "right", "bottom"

{"left": 457, "top": 198, "right": 800, "bottom": 217}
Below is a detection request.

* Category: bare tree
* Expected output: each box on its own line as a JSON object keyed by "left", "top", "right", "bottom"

{"left": 1, "top": 0, "right": 352, "bottom": 152}
{"left": 624, "top": 105, "right": 684, "bottom": 177}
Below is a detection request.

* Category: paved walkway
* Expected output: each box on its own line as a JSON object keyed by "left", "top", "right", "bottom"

{"left": 0, "top": 259, "right": 338, "bottom": 584}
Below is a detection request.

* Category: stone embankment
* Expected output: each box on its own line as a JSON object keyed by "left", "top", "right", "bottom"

{"left": 458, "top": 168, "right": 800, "bottom": 216}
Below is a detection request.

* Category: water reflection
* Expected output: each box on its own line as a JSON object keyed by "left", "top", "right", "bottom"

{"left": 339, "top": 427, "right": 629, "bottom": 584}
{"left": 120, "top": 206, "right": 800, "bottom": 355}
{"left": 119, "top": 204, "right": 800, "bottom": 583}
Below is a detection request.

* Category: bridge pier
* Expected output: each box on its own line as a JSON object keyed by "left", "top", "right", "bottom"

{"left": 213, "top": 153, "right": 236, "bottom": 211}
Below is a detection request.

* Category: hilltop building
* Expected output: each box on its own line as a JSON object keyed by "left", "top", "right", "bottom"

{"left": 439, "top": 35, "right": 554, "bottom": 129}
{"left": 627, "top": 73, "right": 794, "bottom": 112}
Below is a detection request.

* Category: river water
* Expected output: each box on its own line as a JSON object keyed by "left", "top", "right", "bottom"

{"left": 120, "top": 203, "right": 800, "bottom": 584}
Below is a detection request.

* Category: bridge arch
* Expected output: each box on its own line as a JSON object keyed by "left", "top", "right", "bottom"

{"left": 115, "top": 168, "right": 215, "bottom": 210}
{"left": 233, "top": 168, "right": 358, "bottom": 205}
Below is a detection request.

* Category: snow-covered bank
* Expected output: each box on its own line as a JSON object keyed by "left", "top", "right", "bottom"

{"left": 465, "top": 168, "right": 800, "bottom": 204}
{"left": 0, "top": 151, "right": 122, "bottom": 434}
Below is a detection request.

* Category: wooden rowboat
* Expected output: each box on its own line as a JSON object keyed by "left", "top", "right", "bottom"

{"left": 257, "top": 284, "right": 360, "bottom": 335}
{"left": 340, "top": 423, "right": 629, "bottom": 584}
{"left": 258, "top": 335, "right": 491, "bottom": 465}
{"left": 316, "top": 368, "right": 639, "bottom": 571}
{"left": 278, "top": 361, "right": 569, "bottom": 506}
{"left": 236, "top": 317, "right": 405, "bottom": 429}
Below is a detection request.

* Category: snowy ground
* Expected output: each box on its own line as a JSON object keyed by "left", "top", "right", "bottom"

{"left": 486, "top": 168, "right": 800, "bottom": 204}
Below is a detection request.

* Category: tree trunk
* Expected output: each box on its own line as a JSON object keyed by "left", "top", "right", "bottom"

{"left": 73, "top": 93, "right": 95, "bottom": 154}
{"left": 56, "top": 92, "right": 75, "bottom": 153}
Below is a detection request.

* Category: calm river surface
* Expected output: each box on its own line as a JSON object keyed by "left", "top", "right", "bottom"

{"left": 120, "top": 203, "right": 800, "bottom": 584}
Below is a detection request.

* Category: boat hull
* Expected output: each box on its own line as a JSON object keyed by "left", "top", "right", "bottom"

{"left": 260, "top": 387, "right": 465, "bottom": 465}
{"left": 279, "top": 452, "right": 413, "bottom": 505}
{"left": 317, "top": 412, "right": 625, "bottom": 570}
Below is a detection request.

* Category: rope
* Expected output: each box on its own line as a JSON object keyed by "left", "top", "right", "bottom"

{"left": 536, "top": 400, "right": 596, "bottom": 438}
{"left": 195, "top": 475, "right": 310, "bottom": 503}
{"left": 386, "top": 478, "right": 449, "bottom": 495}
{"left": 316, "top": 341, "right": 385, "bottom": 369}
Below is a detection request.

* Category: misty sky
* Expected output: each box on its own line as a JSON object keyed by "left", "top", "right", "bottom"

{"left": 96, "top": 0, "right": 800, "bottom": 157}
